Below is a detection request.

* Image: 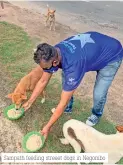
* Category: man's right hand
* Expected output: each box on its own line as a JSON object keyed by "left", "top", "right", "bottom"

{"left": 22, "top": 100, "right": 33, "bottom": 111}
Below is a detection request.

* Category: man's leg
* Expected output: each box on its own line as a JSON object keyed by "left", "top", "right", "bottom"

{"left": 62, "top": 71, "right": 74, "bottom": 113}
{"left": 86, "top": 59, "right": 122, "bottom": 126}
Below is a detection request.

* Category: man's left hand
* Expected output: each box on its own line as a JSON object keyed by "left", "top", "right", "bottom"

{"left": 41, "top": 125, "right": 51, "bottom": 139}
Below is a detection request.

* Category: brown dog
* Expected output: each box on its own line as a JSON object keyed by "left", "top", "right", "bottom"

{"left": 7, "top": 66, "right": 45, "bottom": 109}
{"left": 45, "top": 4, "right": 56, "bottom": 31}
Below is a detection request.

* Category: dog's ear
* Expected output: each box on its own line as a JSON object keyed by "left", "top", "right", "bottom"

{"left": 53, "top": 10, "right": 56, "bottom": 13}
{"left": 7, "top": 93, "right": 13, "bottom": 98}
{"left": 21, "top": 94, "right": 27, "bottom": 100}
{"left": 116, "top": 126, "right": 123, "bottom": 133}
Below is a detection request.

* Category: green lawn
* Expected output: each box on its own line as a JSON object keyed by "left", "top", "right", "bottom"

{"left": 0, "top": 21, "right": 122, "bottom": 164}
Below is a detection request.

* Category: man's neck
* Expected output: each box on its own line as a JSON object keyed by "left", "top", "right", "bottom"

{"left": 56, "top": 47, "right": 62, "bottom": 68}
{"left": 56, "top": 47, "right": 62, "bottom": 62}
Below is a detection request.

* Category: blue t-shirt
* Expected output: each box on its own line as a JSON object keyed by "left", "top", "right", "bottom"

{"left": 44, "top": 31, "right": 123, "bottom": 91}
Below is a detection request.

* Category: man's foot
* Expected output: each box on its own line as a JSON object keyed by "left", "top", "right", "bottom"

{"left": 64, "top": 108, "right": 72, "bottom": 114}
{"left": 51, "top": 108, "right": 72, "bottom": 114}
{"left": 86, "top": 114, "right": 100, "bottom": 126}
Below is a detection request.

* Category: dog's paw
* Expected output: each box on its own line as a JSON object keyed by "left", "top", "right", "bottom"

{"left": 60, "top": 138, "right": 69, "bottom": 145}
{"left": 33, "top": 48, "right": 36, "bottom": 52}
{"left": 41, "top": 98, "right": 45, "bottom": 104}
{"left": 51, "top": 108, "right": 56, "bottom": 113}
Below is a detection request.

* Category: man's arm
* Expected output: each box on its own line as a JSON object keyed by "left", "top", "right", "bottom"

{"left": 43, "top": 89, "right": 75, "bottom": 129}
{"left": 23, "top": 71, "right": 52, "bottom": 110}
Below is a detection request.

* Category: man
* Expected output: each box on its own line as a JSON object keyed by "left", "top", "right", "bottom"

{"left": 23, "top": 31, "right": 123, "bottom": 138}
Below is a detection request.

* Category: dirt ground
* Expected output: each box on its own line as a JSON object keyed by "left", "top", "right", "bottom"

{"left": 0, "top": 1, "right": 123, "bottom": 153}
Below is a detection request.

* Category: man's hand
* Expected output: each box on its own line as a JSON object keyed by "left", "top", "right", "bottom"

{"left": 40, "top": 90, "right": 75, "bottom": 138}
{"left": 41, "top": 125, "right": 51, "bottom": 139}
{"left": 22, "top": 100, "right": 33, "bottom": 111}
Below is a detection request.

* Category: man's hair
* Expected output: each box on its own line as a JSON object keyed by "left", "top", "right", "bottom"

{"left": 33, "top": 43, "right": 56, "bottom": 64}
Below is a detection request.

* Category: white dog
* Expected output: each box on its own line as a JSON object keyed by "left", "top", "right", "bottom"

{"left": 60, "top": 119, "right": 123, "bottom": 164}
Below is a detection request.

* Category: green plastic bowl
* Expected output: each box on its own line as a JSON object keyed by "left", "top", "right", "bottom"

{"left": 22, "top": 131, "right": 45, "bottom": 153}
{"left": 4, "top": 104, "right": 25, "bottom": 120}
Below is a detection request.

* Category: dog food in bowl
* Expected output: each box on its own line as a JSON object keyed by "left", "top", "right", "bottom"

{"left": 26, "top": 134, "right": 42, "bottom": 151}
{"left": 4, "top": 104, "right": 25, "bottom": 120}
{"left": 22, "top": 131, "right": 45, "bottom": 152}
{"left": 7, "top": 108, "right": 22, "bottom": 118}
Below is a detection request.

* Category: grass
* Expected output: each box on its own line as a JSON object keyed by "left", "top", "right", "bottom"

{"left": 0, "top": 21, "right": 123, "bottom": 164}
{"left": 0, "top": 21, "right": 35, "bottom": 81}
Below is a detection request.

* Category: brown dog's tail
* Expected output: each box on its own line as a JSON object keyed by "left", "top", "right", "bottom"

{"left": 67, "top": 127, "right": 85, "bottom": 152}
